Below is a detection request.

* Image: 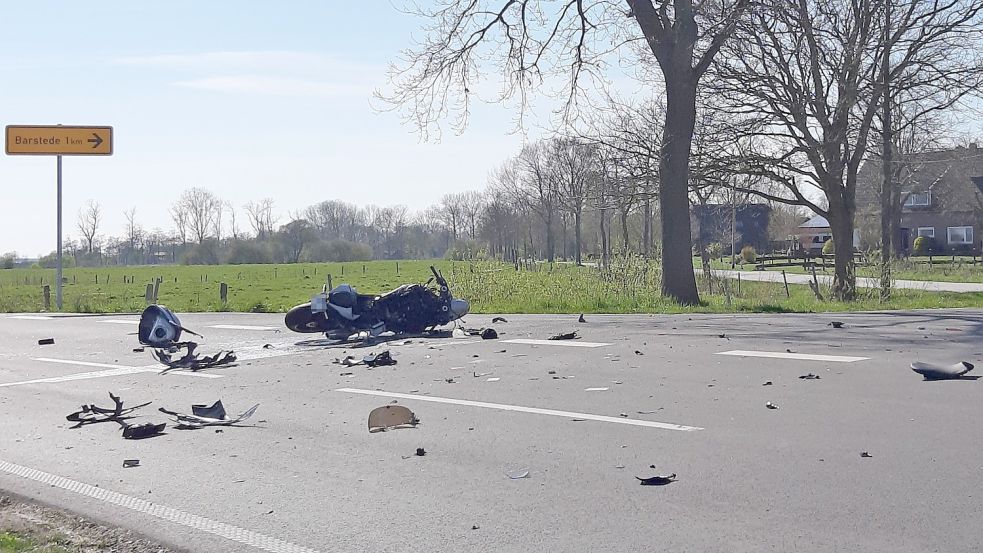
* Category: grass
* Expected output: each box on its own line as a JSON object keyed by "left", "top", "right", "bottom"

{"left": 0, "top": 531, "right": 70, "bottom": 553}
{"left": 0, "top": 259, "right": 981, "bottom": 315}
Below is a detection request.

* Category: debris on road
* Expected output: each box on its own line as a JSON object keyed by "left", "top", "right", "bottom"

{"left": 765, "top": 402, "right": 779, "bottom": 410}
{"left": 829, "top": 321, "right": 844, "bottom": 328}
{"left": 364, "top": 350, "right": 396, "bottom": 367}
{"left": 910, "top": 361, "right": 975, "bottom": 380}
{"left": 799, "top": 373, "right": 821, "bottom": 380}
{"left": 159, "top": 401, "right": 260, "bottom": 429}
{"left": 37, "top": 338, "right": 55, "bottom": 345}
{"left": 762, "top": 381, "right": 773, "bottom": 386}
{"left": 578, "top": 314, "right": 586, "bottom": 323}
{"left": 262, "top": 343, "right": 274, "bottom": 349}
{"left": 415, "top": 447, "right": 427, "bottom": 457}
{"left": 122, "top": 459, "right": 140, "bottom": 468}
{"left": 139, "top": 305, "right": 236, "bottom": 372}
{"left": 492, "top": 317, "right": 508, "bottom": 323}
{"left": 507, "top": 469, "right": 530, "bottom": 479}
{"left": 153, "top": 344, "right": 237, "bottom": 373}
{"left": 548, "top": 331, "right": 579, "bottom": 340}
{"left": 132, "top": 347, "right": 145, "bottom": 353}
{"left": 368, "top": 405, "right": 419, "bottom": 433}
{"left": 334, "top": 355, "right": 362, "bottom": 367}
{"left": 584, "top": 387, "right": 609, "bottom": 391}
{"left": 634, "top": 350, "right": 644, "bottom": 355}
{"left": 861, "top": 451, "right": 872, "bottom": 458}
{"left": 636, "top": 473, "right": 676, "bottom": 486}
{"left": 121, "top": 422, "right": 166, "bottom": 440}
{"left": 66, "top": 392, "right": 151, "bottom": 428}
{"left": 481, "top": 328, "right": 498, "bottom": 339}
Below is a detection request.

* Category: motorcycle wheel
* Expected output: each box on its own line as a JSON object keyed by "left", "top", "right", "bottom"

{"left": 284, "top": 303, "right": 328, "bottom": 333}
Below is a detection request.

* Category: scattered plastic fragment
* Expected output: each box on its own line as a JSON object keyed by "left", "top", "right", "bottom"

{"left": 340, "top": 372, "right": 354, "bottom": 376}
{"left": 38, "top": 338, "right": 54, "bottom": 345}
{"left": 799, "top": 373, "right": 821, "bottom": 380}
{"left": 66, "top": 392, "right": 151, "bottom": 428}
{"left": 122, "top": 459, "right": 140, "bottom": 468}
{"left": 492, "top": 317, "right": 508, "bottom": 323}
{"left": 578, "top": 314, "right": 586, "bottom": 323}
{"left": 634, "top": 350, "right": 644, "bottom": 355}
{"left": 507, "top": 469, "right": 530, "bottom": 479}
{"left": 159, "top": 401, "right": 260, "bottom": 429}
{"left": 762, "top": 381, "right": 773, "bottom": 386}
{"left": 486, "top": 377, "right": 500, "bottom": 382}
{"left": 829, "top": 321, "right": 844, "bottom": 328}
{"left": 860, "top": 451, "right": 872, "bottom": 458}
{"left": 132, "top": 347, "right": 145, "bottom": 353}
{"left": 415, "top": 447, "right": 426, "bottom": 457}
{"left": 153, "top": 343, "right": 237, "bottom": 373}
{"left": 765, "top": 402, "right": 779, "bottom": 409}
{"left": 584, "top": 387, "right": 609, "bottom": 391}
{"left": 481, "top": 328, "right": 498, "bottom": 340}
{"left": 363, "top": 351, "right": 396, "bottom": 367}
{"left": 368, "top": 405, "right": 419, "bottom": 433}
{"left": 549, "top": 332, "right": 579, "bottom": 340}
{"left": 122, "top": 422, "right": 166, "bottom": 440}
{"left": 911, "top": 361, "right": 975, "bottom": 380}
{"left": 262, "top": 343, "right": 274, "bottom": 349}
{"left": 636, "top": 473, "right": 676, "bottom": 486}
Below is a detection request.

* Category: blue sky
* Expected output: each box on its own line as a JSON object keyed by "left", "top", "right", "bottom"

{"left": 0, "top": 1, "right": 545, "bottom": 256}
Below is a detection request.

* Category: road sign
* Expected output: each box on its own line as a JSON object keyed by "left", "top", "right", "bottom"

{"left": 5, "top": 125, "right": 113, "bottom": 156}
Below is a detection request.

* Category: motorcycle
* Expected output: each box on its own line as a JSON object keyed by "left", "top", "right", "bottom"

{"left": 284, "top": 265, "right": 470, "bottom": 339}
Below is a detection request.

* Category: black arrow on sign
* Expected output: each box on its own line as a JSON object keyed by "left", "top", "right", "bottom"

{"left": 88, "top": 133, "right": 104, "bottom": 149}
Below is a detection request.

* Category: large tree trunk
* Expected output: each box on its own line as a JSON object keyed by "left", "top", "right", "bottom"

{"left": 574, "top": 209, "right": 583, "bottom": 265}
{"left": 600, "top": 206, "right": 609, "bottom": 268}
{"left": 828, "top": 206, "right": 857, "bottom": 301}
{"left": 620, "top": 208, "right": 630, "bottom": 253}
{"left": 658, "top": 76, "right": 701, "bottom": 305}
{"left": 545, "top": 216, "right": 555, "bottom": 262}
{"left": 879, "top": 1, "right": 893, "bottom": 300}
{"left": 643, "top": 193, "right": 652, "bottom": 257}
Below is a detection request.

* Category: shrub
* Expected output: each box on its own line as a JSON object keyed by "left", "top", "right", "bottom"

{"left": 740, "top": 245, "right": 757, "bottom": 263}
{"left": 225, "top": 241, "right": 273, "bottom": 264}
{"left": 822, "top": 238, "right": 835, "bottom": 255}
{"left": 305, "top": 240, "right": 373, "bottom": 262}
{"left": 707, "top": 243, "right": 723, "bottom": 259}
{"left": 181, "top": 243, "right": 219, "bottom": 265}
{"left": 912, "top": 236, "right": 931, "bottom": 256}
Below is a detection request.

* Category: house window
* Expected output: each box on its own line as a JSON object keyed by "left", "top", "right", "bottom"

{"left": 947, "top": 226, "right": 973, "bottom": 245}
{"left": 917, "top": 227, "right": 935, "bottom": 238}
{"left": 904, "top": 192, "right": 931, "bottom": 207}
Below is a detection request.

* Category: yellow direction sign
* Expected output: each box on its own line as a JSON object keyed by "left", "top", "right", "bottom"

{"left": 6, "top": 125, "right": 113, "bottom": 156}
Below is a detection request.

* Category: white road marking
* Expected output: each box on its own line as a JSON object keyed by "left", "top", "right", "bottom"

{"left": 7, "top": 315, "right": 53, "bottom": 320}
{"left": 503, "top": 338, "right": 611, "bottom": 348}
{"left": 717, "top": 350, "right": 869, "bottom": 363}
{"left": 98, "top": 319, "right": 140, "bottom": 324}
{"left": 335, "top": 388, "right": 703, "bottom": 432}
{"left": 0, "top": 459, "right": 321, "bottom": 553}
{"left": 486, "top": 377, "right": 500, "bottom": 382}
{"left": 0, "top": 358, "right": 223, "bottom": 387}
{"left": 584, "top": 387, "right": 609, "bottom": 391}
{"left": 208, "top": 324, "right": 279, "bottom": 331}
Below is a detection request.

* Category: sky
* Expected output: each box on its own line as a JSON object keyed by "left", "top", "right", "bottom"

{"left": 0, "top": 1, "right": 550, "bottom": 256}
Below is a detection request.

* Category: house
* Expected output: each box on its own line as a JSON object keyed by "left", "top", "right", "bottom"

{"left": 797, "top": 215, "right": 860, "bottom": 253}
{"left": 856, "top": 143, "right": 983, "bottom": 254}
{"left": 691, "top": 204, "right": 771, "bottom": 254}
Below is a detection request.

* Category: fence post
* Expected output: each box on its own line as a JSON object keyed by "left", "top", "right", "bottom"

{"left": 220, "top": 282, "right": 228, "bottom": 305}
{"left": 737, "top": 273, "right": 741, "bottom": 296}
{"left": 153, "top": 279, "right": 160, "bottom": 303}
{"left": 145, "top": 284, "right": 154, "bottom": 304}
{"left": 782, "top": 270, "right": 790, "bottom": 298}
{"left": 42, "top": 285, "right": 51, "bottom": 311}
{"left": 327, "top": 274, "right": 333, "bottom": 291}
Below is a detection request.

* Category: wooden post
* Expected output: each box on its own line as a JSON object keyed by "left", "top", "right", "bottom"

{"left": 396, "top": 261, "right": 399, "bottom": 274}
{"left": 42, "top": 285, "right": 51, "bottom": 311}
{"left": 220, "top": 282, "right": 228, "bottom": 304}
{"left": 145, "top": 284, "right": 154, "bottom": 304}
{"left": 737, "top": 273, "right": 741, "bottom": 296}
{"left": 363, "top": 264, "right": 366, "bottom": 274}
{"left": 274, "top": 267, "right": 278, "bottom": 278}
{"left": 782, "top": 270, "right": 790, "bottom": 298}
{"left": 153, "top": 279, "right": 160, "bottom": 303}
{"left": 327, "top": 274, "right": 333, "bottom": 290}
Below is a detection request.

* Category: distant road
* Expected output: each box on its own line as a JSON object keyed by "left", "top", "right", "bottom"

{"left": 716, "top": 269, "right": 983, "bottom": 293}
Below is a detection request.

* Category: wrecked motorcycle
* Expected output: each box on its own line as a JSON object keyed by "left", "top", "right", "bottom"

{"left": 284, "top": 265, "right": 469, "bottom": 339}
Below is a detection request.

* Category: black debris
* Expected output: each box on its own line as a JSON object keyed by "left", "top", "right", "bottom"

{"left": 153, "top": 342, "right": 237, "bottom": 373}
{"left": 765, "top": 402, "right": 779, "bottom": 409}
{"left": 634, "top": 350, "right": 644, "bottom": 356}
{"left": 471, "top": 525, "right": 480, "bottom": 530}
{"left": 763, "top": 381, "right": 773, "bottom": 386}
{"left": 829, "top": 321, "right": 844, "bottom": 328}
{"left": 548, "top": 370, "right": 556, "bottom": 375}
{"left": 159, "top": 401, "right": 260, "bottom": 429}
{"left": 415, "top": 447, "right": 427, "bottom": 457}
{"left": 121, "top": 422, "right": 166, "bottom": 440}
{"left": 860, "top": 451, "right": 872, "bottom": 458}
{"left": 578, "top": 314, "right": 586, "bottom": 323}
{"left": 122, "top": 459, "right": 140, "bottom": 468}
{"left": 799, "top": 373, "right": 821, "bottom": 380}
{"left": 548, "top": 331, "right": 579, "bottom": 341}
{"left": 66, "top": 392, "right": 151, "bottom": 428}
{"left": 192, "top": 400, "right": 226, "bottom": 420}
{"left": 636, "top": 473, "right": 676, "bottom": 486}
{"left": 38, "top": 338, "right": 55, "bottom": 346}
{"left": 262, "top": 343, "right": 274, "bottom": 349}
{"left": 718, "top": 334, "right": 727, "bottom": 339}
{"left": 480, "top": 328, "right": 498, "bottom": 340}
{"left": 363, "top": 350, "right": 396, "bottom": 367}
{"left": 492, "top": 317, "right": 508, "bottom": 323}
{"left": 132, "top": 347, "right": 145, "bottom": 353}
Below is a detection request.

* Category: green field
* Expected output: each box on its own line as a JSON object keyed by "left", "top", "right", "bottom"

{"left": 1, "top": 259, "right": 982, "bottom": 314}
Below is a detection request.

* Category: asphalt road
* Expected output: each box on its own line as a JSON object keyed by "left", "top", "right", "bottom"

{"left": 718, "top": 269, "right": 983, "bottom": 293}
{"left": 0, "top": 310, "right": 981, "bottom": 552}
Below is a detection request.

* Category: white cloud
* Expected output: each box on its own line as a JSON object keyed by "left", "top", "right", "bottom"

{"left": 172, "top": 75, "right": 366, "bottom": 97}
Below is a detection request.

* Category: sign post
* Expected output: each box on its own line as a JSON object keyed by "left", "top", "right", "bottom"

{"left": 5, "top": 125, "right": 114, "bottom": 311}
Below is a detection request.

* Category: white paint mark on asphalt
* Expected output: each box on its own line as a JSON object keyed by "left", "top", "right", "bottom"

{"left": 98, "top": 319, "right": 140, "bottom": 324}
{"left": 486, "top": 377, "right": 500, "bottom": 382}
{"left": 717, "top": 350, "right": 869, "bottom": 363}
{"left": 336, "top": 388, "right": 703, "bottom": 432}
{"left": 208, "top": 324, "right": 279, "bottom": 331}
{"left": 584, "top": 387, "right": 609, "bottom": 391}
{"left": 7, "top": 315, "right": 53, "bottom": 320}
{"left": 0, "top": 459, "right": 322, "bottom": 553}
{"left": 0, "top": 358, "right": 223, "bottom": 387}
{"left": 504, "top": 339, "right": 611, "bottom": 348}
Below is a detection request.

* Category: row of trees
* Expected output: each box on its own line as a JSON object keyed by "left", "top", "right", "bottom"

{"left": 381, "top": 0, "right": 983, "bottom": 302}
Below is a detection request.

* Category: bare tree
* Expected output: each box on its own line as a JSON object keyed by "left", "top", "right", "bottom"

{"left": 439, "top": 193, "right": 465, "bottom": 242}
{"left": 277, "top": 219, "right": 316, "bottom": 263}
{"left": 170, "top": 205, "right": 188, "bottom": 246}
{"left": 459, "top": 190, "right": 485, "bottom": 239}
{"left": 212, "top": 201, "right": 224, "bottom": 244}
{"left": 549, "top": 138, "right": 598, "bottom": 265}
{"left": 175, "top": 188, "right": 220, "bottom": 245}
{"left": 76, "top": 200, "right": 101, "bottom": 254}
{"left": 513, "top": 142, "right": 560, "bottom": 262}
{"left": 380, "top": 0, "right": 754, "bottom": 304}
{"left": 245, "top": 198, "right": 278, "bottom": 240}
{"left": 123, "top": 207, "right": 142, "bottom": 263}
{"left": 226, "top": 201, "right": 241, "bottom": 241}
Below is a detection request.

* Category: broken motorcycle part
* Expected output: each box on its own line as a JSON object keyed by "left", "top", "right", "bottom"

{"left": 38, "top": 338, "right": 55, "bottom": 345}
{"left": 578, "top": 314, "right": 586, "bottom": 323}
{"left": 829, "top": 321, "right": 844, "bottom": 328}
{"left": 480, "top": 328, "right": 498, "bottom": 340}
{"left": 507, "top": 469, "right": 530, "bottom": 479}
{"left": 860, "top": 451, "right": 872, "bottom": 458}
{"left": 368, "top": 405, "right": 419, "bottom": 433}
{"left": 491, "top": 317, "right": 508, "bottom": 323}
{"left": 153, "top": 342, "right": 237, "bottom": 373}
{"left": 159, "top": 401, "right": 260, "bottom": 429}
{"left": 363, "top": 350, "right": 396, "bottom": 367}
{"left": 548, "top": 331, "right": 579, "bottom": 341}
{"left": 121, "top": 422, "right": 166, "bottom": 440}
{"left": 66, "top": 392, "right": 151, "bottom": 428}
{"left": 636, "top": 474, "right": 676, "bottom": 486}
{"left": 122, "top": 459, "right": 140, "bottom": 468}
{"left": 910, "top": 361, "right": 975, "bottom": 380}
{"left": 765, "top": 402, "right": 779, "bottom": 410}
{"left": 799, "top": 373, "right": 821, "bottom": 380}
{"left": 415, "top": 448, "right": 426, "bottom": 457}
{"left": 138, "top": 304, "right": 201, "bottom": 348}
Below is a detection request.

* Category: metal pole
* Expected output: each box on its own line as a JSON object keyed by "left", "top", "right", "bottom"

{"left": 56, "top": 155, "right": 63, "bottom": 310}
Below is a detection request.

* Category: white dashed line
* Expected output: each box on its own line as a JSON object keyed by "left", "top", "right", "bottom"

{"left": 335, "top": 388, "right": 703, "bottom": 432}
{"left": 208, "top": 324, "right": 279, "bottom": 331}
{"left": 717, "top": 350, "right": 869, "bottom": 363}
{"left": 7, "top": 315, "right": 53, "bottom": 320}
{"left": 98, "top": 319, "right": 140, "bottom": 324}
{"left": 0, "top": 460, "right": 321, "bottom": 553}
{"left": 503, "top": 339, "right": 611, "bottom": 348}
{"left": 0, "top": 358, "right": 224, "bottom": 387}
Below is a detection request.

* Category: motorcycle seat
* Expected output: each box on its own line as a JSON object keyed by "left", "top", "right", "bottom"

{"left": 329, "top": 284, "right": 375, "bottom": 310}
